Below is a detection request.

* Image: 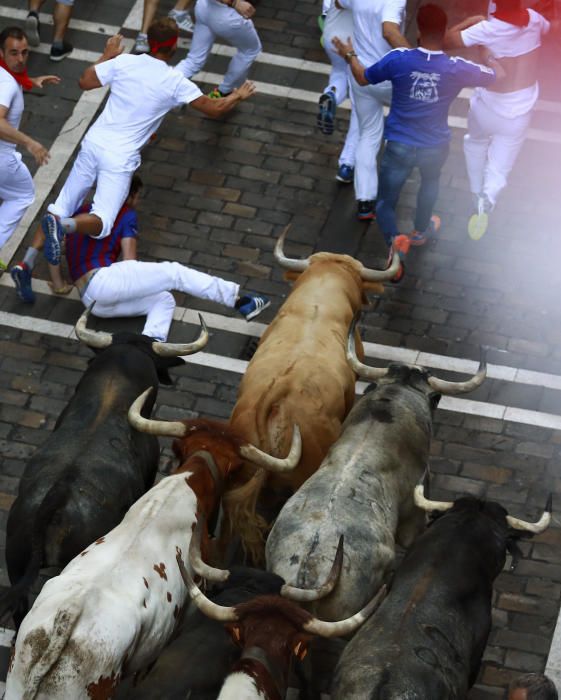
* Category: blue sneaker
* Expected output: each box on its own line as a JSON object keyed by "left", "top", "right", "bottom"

{"left": 10, "top": 263, "right": 35, "bottom": 303}
{"left": 236, "top": 293, "right": 271, "bottom": 321}
{"left": 336, "top": 164, "right": 354, "bottom": 184}
{"left": 317, "top": 90, "right": 336, "bottom": 135}
{"left": 42, "top": 213, "right": 64, "bottom": 265}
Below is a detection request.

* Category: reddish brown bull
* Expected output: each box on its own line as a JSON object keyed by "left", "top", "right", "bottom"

{"left": 224, "top": 228, "right": 400, "bottom": 560}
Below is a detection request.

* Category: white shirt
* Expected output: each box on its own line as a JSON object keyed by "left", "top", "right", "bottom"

{"left": 0, "top": 68, "right": 24, "bottom": 156}
{"left": 84, "top": 53, "right": 203, "bottom": 169}
{"left": 337, "top": 0, "right": 406, "bottom": 66}
{"left": 461, "top": 10, "right": 550, "bottom": 116}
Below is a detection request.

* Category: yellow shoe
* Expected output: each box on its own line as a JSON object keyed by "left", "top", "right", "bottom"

{"left": 0, "top": 259, "right": 7, "bottom": 272}
{"left": 208, "top": 87, "right": 226, "bottom": 99}
{"left": 468, "top": 195, "right": 492, "bottom": 241}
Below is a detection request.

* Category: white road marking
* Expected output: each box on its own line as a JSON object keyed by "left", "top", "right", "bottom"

{"left": 0, "top": 308, "right": 560, "bottom": 430}
{"left": 0, "top": 6, "right": 120, "bottom": 35}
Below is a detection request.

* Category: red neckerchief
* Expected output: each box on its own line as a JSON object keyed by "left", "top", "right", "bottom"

{"left": 148, "top": 35, "right": 178, "bottom": 55}
{"left": 492, "top": 7, "right": 530, "bottom": 27}
{"left": 0, "top": 59, "right": 33, "bottom": 90}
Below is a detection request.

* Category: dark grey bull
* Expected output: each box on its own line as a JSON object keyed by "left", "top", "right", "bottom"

{"left": 266, "top": 321, "right": 487, "bottom": 621}
{"left": 331, "top": 485, "right": 552, "bottom": 700}
{"left": 0, "top": 308, "right": 207, "bottom": 628}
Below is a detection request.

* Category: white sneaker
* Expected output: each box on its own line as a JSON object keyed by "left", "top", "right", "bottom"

{"left": 133, "top": 33, "right": 150, "bottom": 54}
{"left": 169, "top": 10, "right": 194, "bottom": 33}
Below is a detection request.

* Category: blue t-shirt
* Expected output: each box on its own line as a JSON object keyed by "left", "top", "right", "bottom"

{"left": 364, "top": 48, "right": 496, "bottom": 147}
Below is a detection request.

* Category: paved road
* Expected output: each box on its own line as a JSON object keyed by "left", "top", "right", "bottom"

{"left": 0, "top": 0, "right": 561, "bottom": 697}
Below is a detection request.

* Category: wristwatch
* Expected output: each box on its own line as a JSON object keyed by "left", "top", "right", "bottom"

{"left": 345, "top": 51, "right": 357, "bottom": 62}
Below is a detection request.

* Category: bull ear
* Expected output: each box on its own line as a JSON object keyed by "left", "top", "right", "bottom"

{"left": 292, "top": 634, "right": 312, "bottom": 661}
{"left": 225, "top": 623, "right": 244, "bottom": 647}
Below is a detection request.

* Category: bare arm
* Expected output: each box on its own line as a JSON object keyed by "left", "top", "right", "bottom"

{"left": 79, "top": 34, "right": 124, "bottom": 91}
{"left": 217, "top": 0, "right": 255, "bottom": 19}
{"left": 444, "top": 15, "right": 486, "bottom": 49}
{"left": 382, "top": 21, "right": 410, "bottom": 49}
{"left": 0, "top": 105, "right": 49, "bottom": 165}
{"left": 121, "top": 237, "right": 137, "bottom": 261}
{"left": 190, "top": 80, "right": 256, "bottom": 118}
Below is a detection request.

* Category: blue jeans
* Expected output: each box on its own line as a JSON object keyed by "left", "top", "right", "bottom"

{"left": 376, "top": 140, "right": 450, "bottom": 246}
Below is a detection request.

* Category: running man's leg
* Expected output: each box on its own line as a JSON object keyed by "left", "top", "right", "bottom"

{"left": 210, "top": 10, "right": 261, "bottom": 94}
{"left": 176, "top": 1, "right": 215, "bottom": 78}
{"left": 464, "top": 95, "right": 492, "bottom": 198}
{"left": 414, "top": 142, "right": 449, "bottom": 233}
{"left": 375, "top": 141, "right": 415, "bottom": 246}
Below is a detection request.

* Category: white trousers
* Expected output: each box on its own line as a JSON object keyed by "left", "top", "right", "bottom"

{"left": 349, "top": 78, "right": 392, "bottom": 201}
{"left": 464, "top": 93, "right": 531, "bottom": 206}
{"left": 48, "top": 141, "right": 136, "bottom": 239}
{"left": 82, "top": 260, "right": 239, "bottom": 341}
{"left": 177, "top": 0, "right": 262, "bottom": 95}
{"left": 0, "top": 152, "right": 35, "bottom": 251}
{"left": 322, "top": 7, "right": 359, "bottom": 167}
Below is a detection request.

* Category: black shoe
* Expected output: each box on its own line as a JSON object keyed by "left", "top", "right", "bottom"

{"left": 357, "top": 200, "right": 376, "bottom": 221}
{"left": 25, "top": 12, "right": 40, "bottom": 47}
{"left": 50, "top": 41, "right": 73, "bottom": 62}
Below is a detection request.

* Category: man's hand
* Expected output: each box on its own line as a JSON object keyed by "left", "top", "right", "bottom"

{"left": 234, "top": 0, "right": 255, "bottom": 19}
{"left": 103, "top": 34, "right": 124, "bottom": 60}
{"left": 487, "top": 55, "right": 506, "bottom": 81}
{"left": 332, "top": 35, "right": 354, "bottom": 60}
{"left": 30, "top": 75, "right": 61, "bottom": 89}
{"left": 26, "top": 139, "right": 49, "bottom": 166}
{"left": 232, "top": 80, "right": 256, "bottom": 101}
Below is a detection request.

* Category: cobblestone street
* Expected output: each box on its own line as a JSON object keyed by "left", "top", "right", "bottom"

{"left": 0, "top": 0, "right": 560, "bottom": 697}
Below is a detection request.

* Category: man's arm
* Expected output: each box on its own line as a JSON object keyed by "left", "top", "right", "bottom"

{"left": 0, "top": 105, "right": 49, "bottom": 165}
{"left": 121, "top": 237, "right": 137, "bottom": 261}
{"left": 189, "top": 80, "right": 256, "bottom": 118}
{"left": 444, "top": 15, "right": 486, "bottom": 50}
{"left": 332, "top": 36, "right": 368, "bottom": 85}
{"left": 30, "top": 75, "right": 61, "bottom": 89}
{"left": 217, "top": 0, "right": 255, "bottom": 19}
{"left": 382, "top": 21, "right": 410, "bottom": 49}
{"left": 79, "top": 34, "right": 124, "bottom": 91}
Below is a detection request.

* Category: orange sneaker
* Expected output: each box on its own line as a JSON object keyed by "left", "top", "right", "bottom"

{"left": 409, "top": 215, "right": 441, "bottom": 246}
{"left": 393, "top": 234, "right": 411, "bottom": 258}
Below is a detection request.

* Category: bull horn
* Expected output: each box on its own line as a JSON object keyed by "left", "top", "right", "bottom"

{"left": 303, "top": 584, "right": 387, "bottom": 638}
{"left": 281, "top": 535, "right": 344, "bottom": 602}
{"left": 413, "top": 473, "right": 453, "bottom": 513}
{"left": 239, "top": 425, "right": 302, "bottom": 473}
{"left": 189, "top": 515, "right": 230, "bottom": 583}
{"left": 177, "top": 551, "right": 238, "bottom": 622}
{"left": 152, "top": 314, "right": 208, "bottom": 357}
{"left": 274, "top": 226, "right": 310, "bottom": 272}
{"left": 359, "top": 248, "right": 401, "bottom": 282}
{"left": 347, "top": 317, "right": 389, "bottom": 381}
{"left": 128, "top": 388, "right": 186, "bottom": 437}
{"left": 427, "top": 347, "right": 487, "bottom": 395}
{"left": 75, "top": 304, "right": 112, "bottom": 349}
{"left": 506, "top": 494, "right": 552, "bottom": 534}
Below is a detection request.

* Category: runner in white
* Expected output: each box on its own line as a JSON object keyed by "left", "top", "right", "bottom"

{"left": 333, "top": 0, "right": 410, "bottom": 221}
{"left": 317, "top": 0, "right": 359, "bottom": 185}
{"left": 0, "top": 26, "right": 59, "bottom": 269}
{"left": 176, "top": 0, "right": 261, "bottom": 98}
{"left": 41, "top": 18, "right": 255, "bottom": 266}
{"left": 445, "top": 0, "right": 551, "bottom": 239}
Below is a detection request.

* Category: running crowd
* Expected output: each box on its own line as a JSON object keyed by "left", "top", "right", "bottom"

{"left": 0, "top": 0, "right": 555, "bottom": 332}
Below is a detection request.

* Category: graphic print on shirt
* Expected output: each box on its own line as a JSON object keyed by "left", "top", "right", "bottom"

{"left": 410, "top": 71, "right": 441, "bottom": 103}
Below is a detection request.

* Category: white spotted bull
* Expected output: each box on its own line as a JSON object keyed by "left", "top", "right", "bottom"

{"left": 5, "top": 394, "right": 301, "bottom": 700}
{"left": 265, "top": 319, "right": 487, "bottom": 621}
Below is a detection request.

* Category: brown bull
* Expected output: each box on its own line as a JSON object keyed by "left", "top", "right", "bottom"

{"left": 224, "top": 228, "right": 400, "bottom": 561}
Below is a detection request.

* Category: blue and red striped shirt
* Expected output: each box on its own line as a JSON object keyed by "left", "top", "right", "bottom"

{"left": 65, "top": 204, "right": 138, "bottom": 282}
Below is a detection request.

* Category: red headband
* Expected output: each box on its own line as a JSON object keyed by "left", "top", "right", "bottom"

{"left": 148, "top": 35, "right": 178, "bottom": 54}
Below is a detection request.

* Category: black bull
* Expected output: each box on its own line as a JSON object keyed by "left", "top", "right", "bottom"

{"left": 332, "top": 496, "right": 551, "bottom": 700}
{"left": 1, "top": 332, "right": 186, "bottom": 628}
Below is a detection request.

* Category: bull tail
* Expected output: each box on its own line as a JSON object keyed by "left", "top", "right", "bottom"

{"left": 222, "top": 470, "right": 268, "bottom": 565}
{"left": 0, "top": 475, "right": 77, "bottom": 628}
{"left": 18, "top": 599, "right": 83, "bottom": 700}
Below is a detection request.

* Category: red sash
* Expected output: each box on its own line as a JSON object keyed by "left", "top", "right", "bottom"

{"left": 0, "top": 59, "right": 33, "bottom": 90}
